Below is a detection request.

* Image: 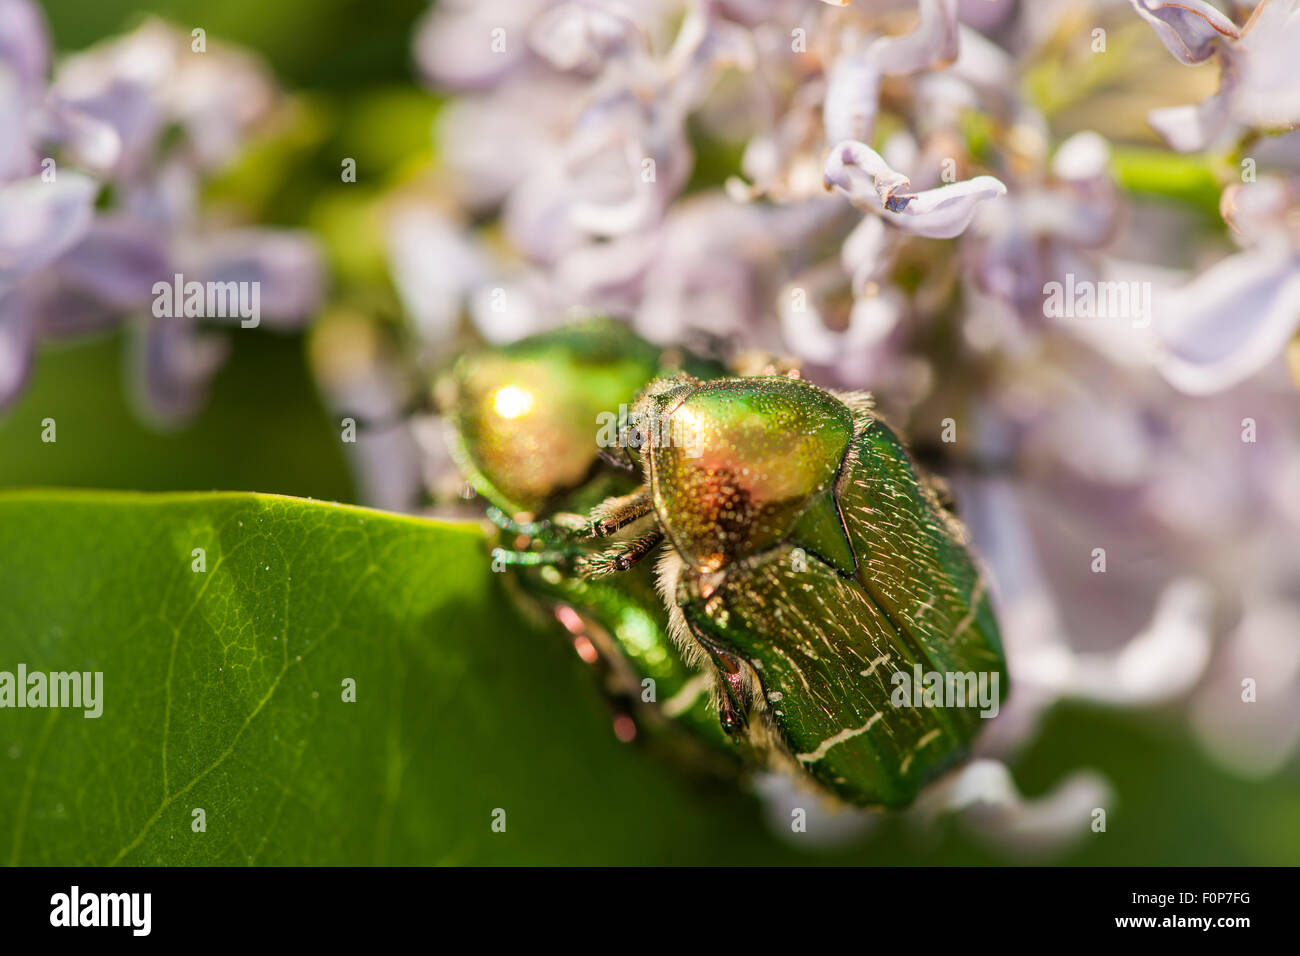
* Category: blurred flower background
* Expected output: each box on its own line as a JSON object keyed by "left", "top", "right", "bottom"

{"left": 2, "top": 0, "right": 1298, "bottom": 862}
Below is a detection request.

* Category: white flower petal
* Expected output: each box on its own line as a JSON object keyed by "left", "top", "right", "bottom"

{"left": 778, "top": 276, "right": 903, "bottom": 364}
{"left": 823, "top": 139, "right": 915, "bottom": 209}
{"left": 883, "top": 176, "right": 1011, "bottom": 238}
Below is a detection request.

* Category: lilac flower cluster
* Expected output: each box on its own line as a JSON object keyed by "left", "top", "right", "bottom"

{"left": 0, "top": 1, "right": 323, "bottom": 423}
{"left": 385, "top": 0, "right": 1300, "bottom": 845}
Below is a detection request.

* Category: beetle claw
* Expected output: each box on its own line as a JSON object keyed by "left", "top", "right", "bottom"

{"left": 711, "top": 651, "right": 753, "bottom": 736}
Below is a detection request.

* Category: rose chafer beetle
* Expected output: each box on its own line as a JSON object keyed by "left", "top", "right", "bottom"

{"left": 436, "top": 318, "right": 738, "bottom": 759}
{"left": 581, "top": 373, "right": 1008, "bottom": 807}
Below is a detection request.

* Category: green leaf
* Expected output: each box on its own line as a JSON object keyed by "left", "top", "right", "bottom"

{"left": 0, "top": 490, "right": 795, "bottom": 865}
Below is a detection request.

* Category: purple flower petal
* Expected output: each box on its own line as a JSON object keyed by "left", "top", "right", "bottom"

{"left": 822, "top": 49, "right": 882, "bottom": 146}
{"left": 132, "top": 315, "right": 229, "bottom": 425}
{"left": 0, "top": 172, "right": 97, "bottom": 284}
{"left": 0, "top": 0, "right": 50, "bottom": 94}
{"left": 50, "top": 74, "right": 160, "bottom": 179}
{"left": 824, "top": 139, "right": 1005, "bottom": 238}
{"left": 527, "top": 1, "right": 645, "bottom": 74}
{"left": 51, "top": 215, "right": 172, "bottom": 308}
{"left": 869, "top": 0, "right": 960, "bottom": 75}
{"left": 1231, "top": 0, "right": 1300, "bottom": 133}
{"left": 414, "top": 0, "right": 548, "bottom": 91}
{"left": 822, "top": 1, "right": 960, "bottom": 146}
{"left": 0, "top": 283, "right": 34, "bottom": 408}
{"left": 0, "top": 67, "right": 33, "bottom": 180}
{"left": 1157, "top": 241, "right": 1300, "bottom": 393}
{"left": 386, "top": 207, "right": 487, "bottom": 346}
{"left": 915, "top": 759, "right": 1113, "bottom": 856}
{"left": 1218, "top": 178, "right": 1293, "bottom": 244}
{"left": 1128, "top": 0, "right": 1240, "bottom": 65}
{"left": 36, "top": 97, "right": 123, "bottom": 173}
{"left": 1147, "top": 90, "right": 1233, "bottom": 152}
{"left": 1058, "top": 578, "right": 1213, "bottom": 704}
{"left": 181, "top": 229, "right": 325, "bottom": 328}
{"left": 1191, "top": 601, "right": 1300, "bottom": 775}
{"left": 26, "top": 277, "right": 124, "bottom": 338}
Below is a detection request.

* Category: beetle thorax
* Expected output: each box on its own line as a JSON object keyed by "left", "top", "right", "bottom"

{"left": 647, "top": 378, "right": 854, "bottom": 573}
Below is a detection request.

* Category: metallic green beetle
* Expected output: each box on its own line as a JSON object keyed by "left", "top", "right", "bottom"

{"left": 581, "top": 374, "right": 1008, "bottom": 807}
{"left": 437, "top": 318, "right": 737, "bottom": 760}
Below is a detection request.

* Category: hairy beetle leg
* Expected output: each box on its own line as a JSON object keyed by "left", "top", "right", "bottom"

{"left": 575, "top": 530, "right": 665, "bottom": 578}
{"left": 590, "top": 489, "right": 655, "bottom": 537}
{"left": 611, "top": 530, "right": 664, "bottom": 571}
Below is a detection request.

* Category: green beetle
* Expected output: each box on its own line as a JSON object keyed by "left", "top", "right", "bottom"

{"left": 437, "top": 318, "right": 738, "bottom": 761}
{"left": 580, "top": 374, "right": 1008, "bottom": 807}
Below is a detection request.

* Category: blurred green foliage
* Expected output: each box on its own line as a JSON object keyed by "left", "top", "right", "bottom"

{"left": 44, "top": 0, "right": 428, "bottom": 91}
{"left": 0, "top": 332, "right": 353, "bottom": 499}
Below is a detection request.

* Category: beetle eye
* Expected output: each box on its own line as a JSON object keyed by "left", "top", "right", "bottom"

{"left": 624, "top": 426, "right": 645, "bottom": 450}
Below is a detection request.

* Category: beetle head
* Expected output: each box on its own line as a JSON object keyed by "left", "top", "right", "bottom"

{"left": 443, "top": 320, "right": 662, "bottom": 515}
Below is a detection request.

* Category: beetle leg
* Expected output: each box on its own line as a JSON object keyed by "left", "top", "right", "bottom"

{"left": 712, "top": 651, "right": 752, "bottom": 735}
{"left": 487, "top": 505, "right": 592, "bottom": 540}
{"left": 611, "top": 530, "right": 664, "bottom": 571}
{"left": 485, "top": 506, "right": 549, "bottom": 536}
{"left": 925, "top": 474, "right": 957, "bottom": 516}
{"left": 549, "top": 512, "right": 593, "bottom": 536}
{"left": 576, "top": 530, "right": 665, "bottom": 577}
{"left": 490, "top": 546, "right": 578, "bottom": 567}
{"left": 589, "top": 488, "right": 655, "bottom": 537}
